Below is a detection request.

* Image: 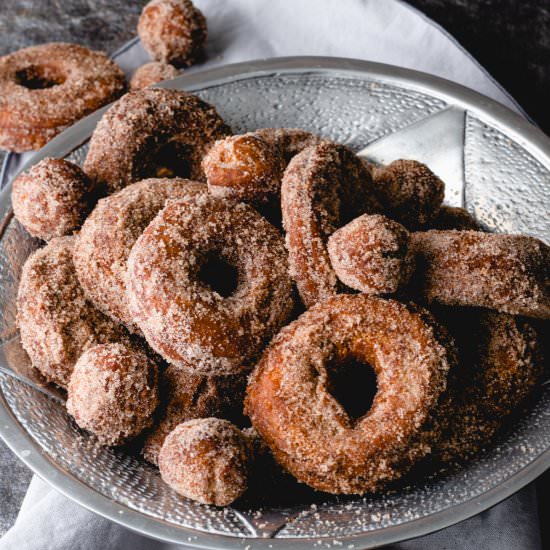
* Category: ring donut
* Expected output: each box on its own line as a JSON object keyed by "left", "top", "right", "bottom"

{"left": 17, "top": 236, "right": 133, "bottom": 387}
{"left": 281, "top": 142, "right": 381, "bottom": 308}
{"left": 0, "top": 43, "right": 126, "bottom": 152}
{"left": 411, "top": 230, "right": 550, "bottom": 319}
{"left": 83, "top": 88, "right": 230, "bottom": 193}
{"left": 127, "top": 193, "right": 295, "bottom": 375}
{"left": 245, "top": 294, "right": 453, "bottom": 494}
{"left": 74, "top": 178, "right": 204, "bottom": 334}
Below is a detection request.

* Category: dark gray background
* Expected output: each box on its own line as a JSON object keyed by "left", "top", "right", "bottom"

{"left": 0, "top": 0, "right": 548, "bottom": 545}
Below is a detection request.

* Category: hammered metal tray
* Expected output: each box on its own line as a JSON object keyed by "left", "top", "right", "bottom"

{"left": 0, "top": 57, "right": 548, "bottom": 549}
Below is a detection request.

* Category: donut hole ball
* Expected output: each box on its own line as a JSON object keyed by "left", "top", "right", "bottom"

{"left": 138, "top": 0, "right": 207, "bottom": 67}
{"left": 66, "top": 343, "right": 159, "bottom": 446}
{"left": 372, "top": 159, "right": 444, "bottom": 228}
{"left": 159, "top": 418, "right": 250, "bottom": 506}
{"left": 15, "top": 64, "right": 66, "bottom": 89}
{"left": 12, "top": 158, "right": 97, "bottom": 241}
{"left": 130, "top": 62, "right": 180, "bottom": 90}
{"left": 327, "top": 214, "right": 415, "bottom": 295}
{"left": 202, "top": 133, "right": 286, "bottom": 205}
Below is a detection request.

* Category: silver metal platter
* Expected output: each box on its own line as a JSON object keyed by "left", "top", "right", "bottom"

{"left": 0, "top": 57, "right": 548, "bottom": 549}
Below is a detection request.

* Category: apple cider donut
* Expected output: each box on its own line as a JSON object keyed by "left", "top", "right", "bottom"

{"left": 202, "top": 133, "right": 286, "bottom": 205}
{"left": 67, "top": 343, "right": 159, "bottom": 446}
{"left": 142, "top": 366, "right": 247, "bottom": 465}
{"left": 83, "top": 88, "right": 230, "bottom": 193}
{"left": 372, "top": 159, "right": 444, "bottom": 228}
{"left": 129, "top": 61, "right": 180, "bottom": 90}
{"left": 412, "top": 230, "right": 550, "bottom": 319}
{"left": 281, "top": 142, "right": 382, "bottom": 308}
{"left": 427, "top": 205, "right": 480, "bottom": 231}
{"left": 74, "top": 178, "right": 205, "bottom": 334}
{"left": 127, "top": 194, "right": 295, "bottom": 375}
{"left": 429, "top": 308, "right": 544, "bottom": 463}
{"left": 327, "top": 214, "right": 415, "bottom": 295}
{"left": 12, "top": 157, "right": 97, "bottom": 241}
{"left": 159, "top": 418, "right": 250, "bottom": 506}
{"left": 0, "top": 43, "right": 126, "bottom": 152}
{"left": 17, "top": 236, "right": 133, "bottom": 387}
{"left": 245, "top": 294, "right": 453, "bottom": 495}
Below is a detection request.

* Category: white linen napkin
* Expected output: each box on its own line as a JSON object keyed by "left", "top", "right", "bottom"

{"left": 0, "top": 1, "right": 541, "bottom": 549}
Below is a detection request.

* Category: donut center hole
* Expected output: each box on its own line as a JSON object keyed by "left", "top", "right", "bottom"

{"left": 326, "top": 356, "right": 377, "bottom": 423}
{"left": 152, "top": 141, "right": 192, "bottom": 178}
{"left": 198, "top": 255, "right": 239, "bottom": 298}
{"left": 15, "top": 65, "right": 65, "bottom": 89}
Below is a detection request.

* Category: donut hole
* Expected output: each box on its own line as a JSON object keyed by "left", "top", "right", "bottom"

{"left": 326, "top": 356, "right": 378, "bottom": 423}
{"left": 151, "top": 140, "right": 192, "bottom": 178}
{"left": 198, "top": 253, "right": 239, "bottom": 298}
{"left": 15, "top": 65, "right": 65, "bottom": 89}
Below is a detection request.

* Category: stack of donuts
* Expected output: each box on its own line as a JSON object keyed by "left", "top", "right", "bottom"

{"left": 12, "top": 83, "right": 549, "bottom": 506}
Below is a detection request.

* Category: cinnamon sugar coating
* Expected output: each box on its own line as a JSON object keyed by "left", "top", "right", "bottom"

{"left": 127, "top": 194, "right": 295, "bottom": 375}
{"left": 0, "top": 43, "right": 126, "bottom": 152}
{"left": 16, "top": 236, "right": 134, "bottom": 388}
{"left": 202, "top": 133, "right": 286, "bottom": 205}
{"left": 138, "top": 0, "right": 207, "bottom": 67}
{"left": 66, "top": 343, "right": 159, "bottom": 446}
{"left": 412, "top": 230, "right": 550, "bottom": 319}
{"left": 281, "top": 143, "right": 382, "bottom": 308}
{"left": 83, "top": 88, "right": 230, "bottom": 193}
{"left": 159, "top": 418, "right": 249, "bottom": 506}
{"left": 372, "top": 159, "right": 444, "bottom": 228}
{"left": 142, "top": 366, "right": 247, "bottom": 465}
{"left": 254, "top": 128, "right": 324, "bottom": 163}
{"left": 74, "top": 178, "right": 205, "bottom": 334}
{"left": 246, "top": 294, "right": 453, "bottom": 495}
{"left": 12, "top": 158, "right": 97, "bottom": 241}
{"left": 130, "top": 62, "right": 180, "bottom": 90}
{"left": 428, "top": 308, "right": 544, "bottom": 463}
{"left": 327, "top": 214, "right": 415, "bottom": 295}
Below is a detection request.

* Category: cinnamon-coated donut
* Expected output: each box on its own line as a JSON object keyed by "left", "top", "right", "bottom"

{"left": 83, "top": 88, "right": 230, "bottom": 193}
{"left": 372, "top": 160, "right": 444, "bottom": 228}
{"left": 281, "top": 143, "right": 382, "bottom": 308}
{"left": 138, "top": 0, "right": 207, "bottom": 67}
{"left": 429, "top": 307, "right": 544, "bottom": 463}
{"left": 142, "top": 366, "right": 247, "bottom": 465}
{"left": 130, "top": 62, "right": 180, "bottom": 90}
{"left": 327, "top": 214, "right": 415, "bottom": 295}
{"left": 245, "top": 294, "right": 453, "bottom": 495}
{"left": 0, "top": 43, "right": 126, "bottom": 152}
{"left": 202, "top": 133, "right": 286, "bottom": 205}
{"left": 74, "top": 178, "right": 204, "bottom": 334}
{"left": 17, "top": 236, "right": 133, "bottom": 387}
{"left": 127, "top": 194, "right": 294, "bottom": 375}
{"left": 159, "top": 418, "right": 249, "bottom": 506}
{"left": 12, "top": 158, "right": 96, "bottom": 241}
{"left": 66, "top": 343, "right": 159, "bottom": 446}
{"left": 411, "top": 230, "right": 550, "bottom": 319}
